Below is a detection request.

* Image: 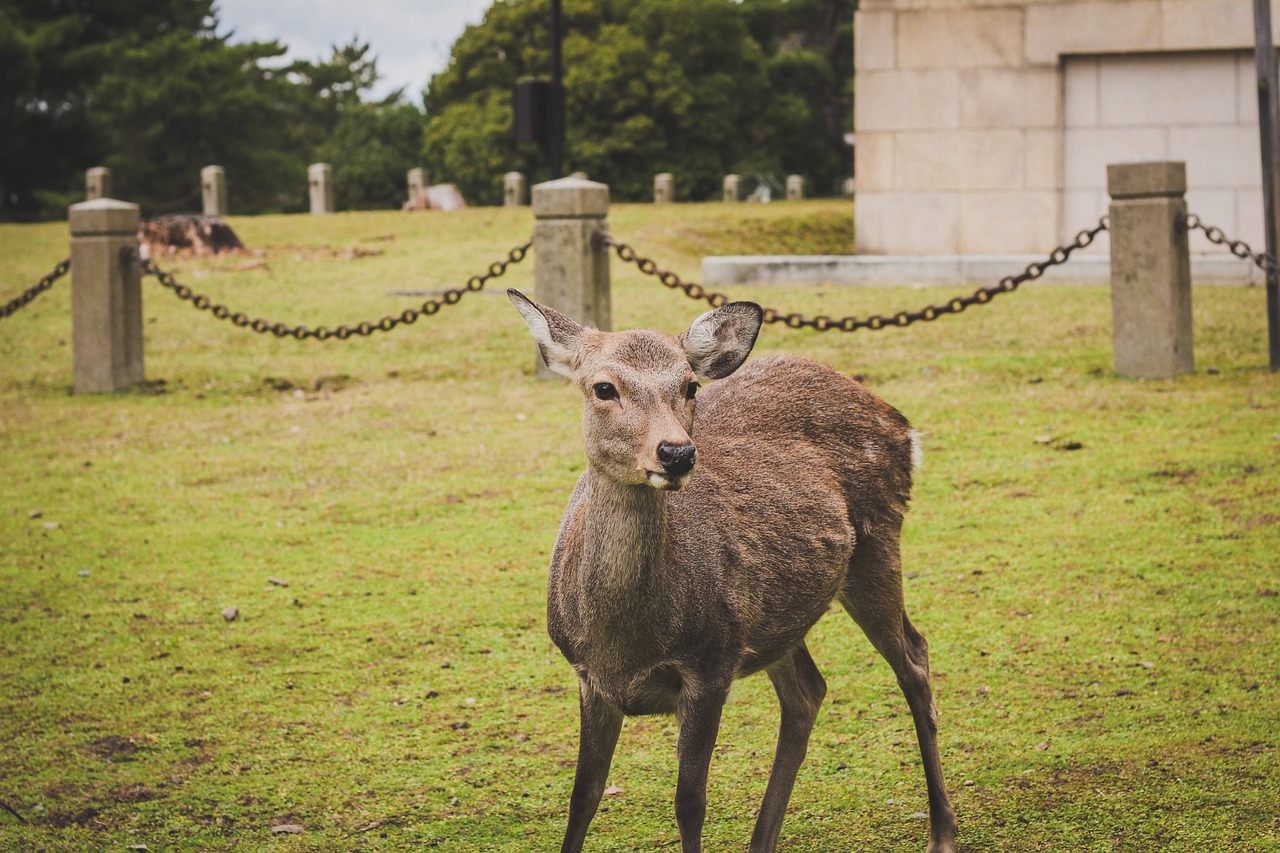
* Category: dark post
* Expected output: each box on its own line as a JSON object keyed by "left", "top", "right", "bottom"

{"left": 550, "top": 0, "right": 564, "bottom": 179}
{"left": 1253, "top": 0, "right": 1280, "bottom": 370}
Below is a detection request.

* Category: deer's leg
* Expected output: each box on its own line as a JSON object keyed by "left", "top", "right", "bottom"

{"left": 749, "top": 643, "right": 827, "bottom": 853}
{"left": 673, "top": 682, "right": 730, "bottom": 853}
{"left": 841, "top": 535, "right": 958, "bottom": 853}
{"left": 560, "top": 680, "right": 625, "bottom": 853}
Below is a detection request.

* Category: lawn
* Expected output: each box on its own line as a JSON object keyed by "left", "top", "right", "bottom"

{"left": 1, "top": 199, "right": 1277, "bottom": 852}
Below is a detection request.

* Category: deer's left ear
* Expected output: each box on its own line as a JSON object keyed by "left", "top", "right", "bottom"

{"left": 507, "top": 289, "right": 584, "bottom": 378}
{"left": 680, "top": 302, "right": 763, "bottom": 380}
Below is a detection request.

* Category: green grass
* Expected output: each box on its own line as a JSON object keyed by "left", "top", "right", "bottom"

{"left": 1, "top": 200, "right": 1277, "bottom": 852}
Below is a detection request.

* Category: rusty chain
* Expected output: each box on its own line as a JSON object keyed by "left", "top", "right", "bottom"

{"left": 23, "top": 210, "right": 1274, "bottom": 337}
{"left": 1, "top": 258, "right": 71, "bottom": 320}
{"left": 604, "top": 217, "right": 1112, "bottom": 331}
{"left": 1182, "top": 214, "right": 1278, "bottom": 273}
{"left": 136, "top": 241, "right": 531, "bottom": 340}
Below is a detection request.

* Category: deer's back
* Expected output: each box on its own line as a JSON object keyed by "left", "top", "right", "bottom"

{"left": 690, "top": 354, "right": 915, "bottom": 527}
{"left": 665, "top": 355, "right": 916, "bottom": 671}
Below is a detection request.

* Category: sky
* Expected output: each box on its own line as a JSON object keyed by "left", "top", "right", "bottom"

{"left": 212, "top": 0, "right": 495, "bottom": 102}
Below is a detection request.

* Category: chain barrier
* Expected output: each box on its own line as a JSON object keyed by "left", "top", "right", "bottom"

{"left": 13, "top": 211, "right": 1271, "bottom": 336}
{"left": 1182, "top": 214, "right": 1279, "bottom": 274}
{"left": 1, "top": 258, "right": 71, "bottom": 320}
{"left": 604, "top": 217, "right": 1111, "bottom": 332}
{"left": 136, "top": 241, "right": 531, "bottom": 340}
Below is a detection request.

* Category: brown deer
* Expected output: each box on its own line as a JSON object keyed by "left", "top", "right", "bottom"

{"left": 508, "top": 289, "right": 956, "bottom": 853}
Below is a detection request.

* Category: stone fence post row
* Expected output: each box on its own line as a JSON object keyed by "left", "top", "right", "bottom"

{"left": 62, "top": 163, "right": 1193, "bottom": 393}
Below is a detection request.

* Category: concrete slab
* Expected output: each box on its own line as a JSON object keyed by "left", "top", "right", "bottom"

{"left": 700, "top": 253, "right": 1262, "bottom": 287}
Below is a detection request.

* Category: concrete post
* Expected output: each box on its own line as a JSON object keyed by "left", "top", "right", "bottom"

{"left": 723, "top": 174, "right": 740, "bottom": 203}
{"left": 1107, "top": 161, "right": 1193, "bottom": 378}
{"left": 86, "top": 167, "right": 111, "bottom": 201}
{"left": 786, "top": 174, "right": 805, "bottom": 200}
{"left": 504, "top": 172, "right": 527, "bottom": 207}
{"left": 68, "top": 198, "right": 144, "bottom": 394}
{"left": 654, "top": 172, "right": 674, "bottom": 204}
{"left": 308, "top": 163, "right": 334, "bottom": 215}
{"left": 407, "top": 168, "right": 428, "bottom": 206}
{"left": 531, "top": 177, "right": 611, "bottom": 379}
{"left": 201, "top": 165, "right": 228, "bottom": 216}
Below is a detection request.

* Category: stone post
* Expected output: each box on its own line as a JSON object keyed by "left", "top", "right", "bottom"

{"left": 504, "top": 172, "right": 527, "bottom": 207}
{"left": 201, "top": 165, "right": 228, "bottom": 216}
{"left": 531, "top": 177, "right": 611, "bottom": 379}
{"left": 86, "top": 167, "right": 112, "bottom": 201}
{"left": 1107, "top": 161, "right": 1193, "bottom": 378}
{"left": 407, "top": 168, "right": 427, "bottom": 207}
{"left": 654, "top": 172, "right": 674, "bottom": 204}
{"left": 308, "top": 163, "right": 334, "bottom": 215}
{"left": 723, "top": 174, "right": 740, "bottom": 203}
{"left": 68, "top": 198, "right": 144, "bottom": 394}
{"left": 786, "top": 174, "right": 805, "bottom": 200}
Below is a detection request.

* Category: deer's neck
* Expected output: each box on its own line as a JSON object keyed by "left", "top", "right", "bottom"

{"left": 578, "top": 468, "right": 670, "bottom": 594}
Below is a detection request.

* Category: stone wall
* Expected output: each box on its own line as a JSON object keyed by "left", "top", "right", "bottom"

{"left": 854, "top": 0, "right": 1279, "bottom": 255}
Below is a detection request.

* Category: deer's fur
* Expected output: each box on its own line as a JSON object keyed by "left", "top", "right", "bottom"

{"left": 508, "top": 289, "right": 956, "bottom": 853}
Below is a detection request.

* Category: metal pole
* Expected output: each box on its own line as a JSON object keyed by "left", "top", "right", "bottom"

{"left": 549, "top": 0, "right": 564, "bottom": 179}
{"left": 1253, "top": 0, "right": 1280, "bottom": 371}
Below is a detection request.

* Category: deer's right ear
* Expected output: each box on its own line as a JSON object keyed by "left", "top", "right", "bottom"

{"left": 681, "top": 301, "right": 764, "bottom": 380}
{"left": 507, "top": 289, "right": 582, "bottom": 378}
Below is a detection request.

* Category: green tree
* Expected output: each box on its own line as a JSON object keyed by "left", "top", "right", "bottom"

{"left": 740, "top": 0, "right": 854, "bottom": 194}
{"left": 0, "top": 3, "right": 421, "bottom": 219}
{"left": 422, "top": 0, "right": 853, "bottom": 204}
{"left": 316, "top": 92, "right": 425, "bottom": 210}
{"left": 0, "top": 0, "right": 220, "bottom": 218}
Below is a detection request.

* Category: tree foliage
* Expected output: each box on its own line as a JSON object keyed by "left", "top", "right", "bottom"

{"left": 0, "top": 1, "right": 425, "bottom": 220}
{"left": 423, "top": 0, "right": 853, "bottom": 204}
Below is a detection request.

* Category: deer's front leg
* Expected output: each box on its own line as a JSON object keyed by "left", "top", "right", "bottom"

{"left": 560, "top": 680, "right": 624, "bottom": 853}
{"left": 674, "top": 683, "right": 730, "bottom": 853}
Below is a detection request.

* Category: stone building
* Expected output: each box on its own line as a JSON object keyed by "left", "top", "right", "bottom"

{"left": 853, "top": 0, "right": 1275, "bottom": 255}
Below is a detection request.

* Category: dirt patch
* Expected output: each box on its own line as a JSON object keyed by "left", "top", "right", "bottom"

{"left": 84, "top": 735, "right": 141, "bottom": 762}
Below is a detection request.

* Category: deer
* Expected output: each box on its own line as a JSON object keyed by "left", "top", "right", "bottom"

{"left": 507, "top": 288, "right": 957, "bottom": 853}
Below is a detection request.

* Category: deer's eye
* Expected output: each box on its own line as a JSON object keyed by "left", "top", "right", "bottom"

{"left": 685, "top": 381, "right": 700, "bottom": 401}
{"left": 593, "top": 382, "right": 618, "bottom": 401}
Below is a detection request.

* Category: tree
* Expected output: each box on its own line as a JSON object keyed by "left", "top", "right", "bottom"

{"left": 316, "top": 92, "right": 425, "bottom": 210}
{"left": 421, "top": 0, "right": 853, "bottom": 204}
{"left": 0, "top": 3, "right": 422, "bottom": 219}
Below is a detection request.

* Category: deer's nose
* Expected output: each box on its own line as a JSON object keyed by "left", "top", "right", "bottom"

{"left": 657, "top": 442, "right": 696, "bottom": 477}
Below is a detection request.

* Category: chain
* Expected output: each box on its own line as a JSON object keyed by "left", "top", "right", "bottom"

{"left": 1, "top": 258, "right": 71, "bottom": 320}
{"left": 136, "top": 241, "right": 531, "bottom": 340}
{"left": 604, "top": 217, "right": 1111, "bottom": 332}
{"left": 1182, "top": 214, "right": 1278, "bottom": 273}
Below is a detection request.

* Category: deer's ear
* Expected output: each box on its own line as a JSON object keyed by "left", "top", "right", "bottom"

{"left": 680, "top": 301, "right": 763, "bottom": 380}
{"left": 507, "top": 289, "right": 583, "bottom": 378}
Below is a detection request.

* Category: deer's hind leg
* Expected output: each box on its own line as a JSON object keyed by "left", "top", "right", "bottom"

{"left": 839, "top": 529, "right": 957, "bottom": 853}
{"left": 748, "top": 643, "right": 827, "bottom": 853}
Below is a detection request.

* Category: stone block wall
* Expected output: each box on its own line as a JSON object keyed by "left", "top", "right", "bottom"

{"left": 855, "top": 0, "right": 1278, "bottom": 255}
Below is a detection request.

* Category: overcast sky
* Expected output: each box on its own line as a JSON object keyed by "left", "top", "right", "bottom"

{"left": 213, "top": 0, "right": 495, "bottom": 102}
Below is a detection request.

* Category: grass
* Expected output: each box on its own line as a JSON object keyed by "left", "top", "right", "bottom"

{"left": 1, "top": 199, "right": 1277, "bottom": 852}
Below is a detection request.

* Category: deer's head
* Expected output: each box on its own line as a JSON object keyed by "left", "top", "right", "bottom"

{"left": 508, "top": 290, "right": 763, "bottom": 491}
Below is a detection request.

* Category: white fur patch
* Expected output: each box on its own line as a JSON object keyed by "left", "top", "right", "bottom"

{"left": 647, "top": 471, "right": 691, "bottom": 491}
{"left": 910, "top": 430, "right": 924, "bottom": 470}
{"left": 682, "top": 311, "right": 721, "bottom": 364}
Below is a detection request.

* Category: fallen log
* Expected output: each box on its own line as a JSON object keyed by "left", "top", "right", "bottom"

{"left": 138, "top": 214, "right": 247, "bottom": 259}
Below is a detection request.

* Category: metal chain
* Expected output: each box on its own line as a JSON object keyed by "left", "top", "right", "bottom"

{"left": 136, "top": 242, "right": 531, "bottom": 340}
{"left": 1182, "top": 214, "right": 1278, "bottom": 273}
{"left": 1, "top": 258, "right": 71, "bottom": 320}
{"left": 604, "top": 216, "right": 1111, "bottom": 332}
